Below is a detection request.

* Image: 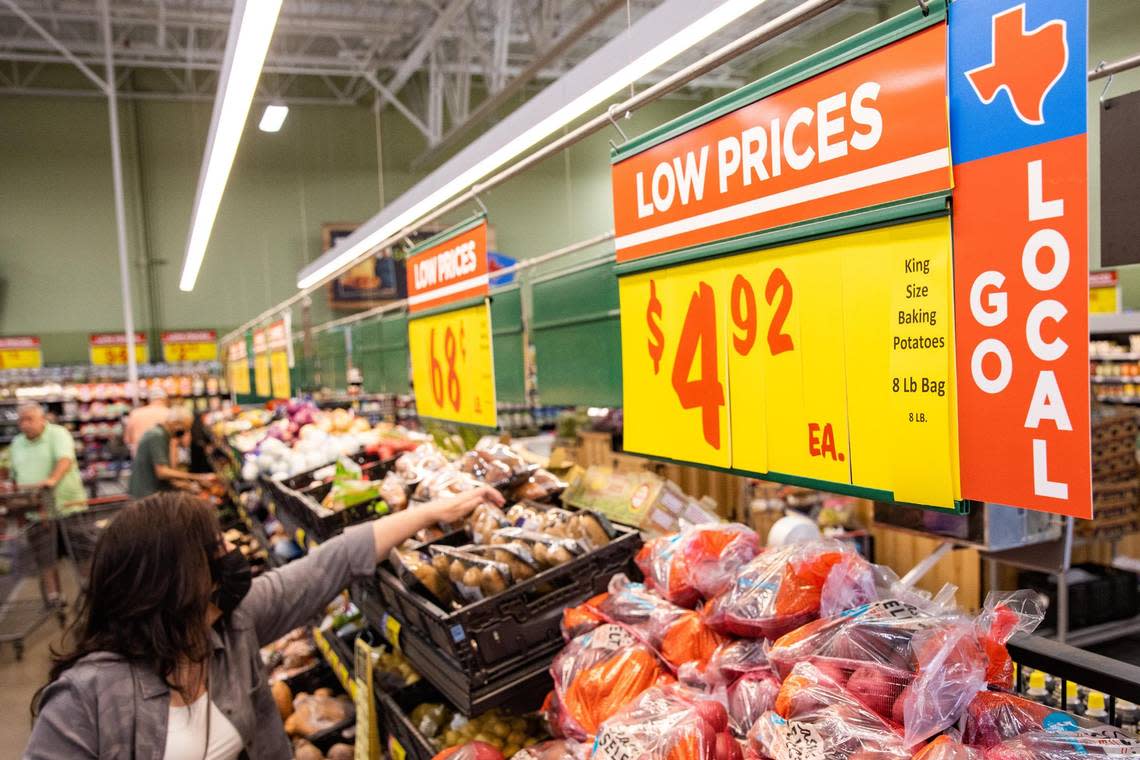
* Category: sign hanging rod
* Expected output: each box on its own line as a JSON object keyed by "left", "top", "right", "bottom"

{"left": 220, "top": 0, "right": 848, "bottom": 345}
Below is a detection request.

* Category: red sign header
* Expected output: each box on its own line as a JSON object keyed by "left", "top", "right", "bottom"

{"left": 267, "top": 320, "right": 289, "bottom": 350}
{"left": 610, "top": 25, "right": 951, "bottom": 263}
{"left": 0, "top": 336, "right": 40, "bottom": 349}
{"left": 405, "top": 220, "right": 489, "bottom": 313}
{"left": 1089, "top": 270, "right": 1118, "bottom": 289}
{"left": 161, "top": 330, "right": 217, "bottom": 344}
{"left": 90, "top": 332, "right": 146, "bottom": 346}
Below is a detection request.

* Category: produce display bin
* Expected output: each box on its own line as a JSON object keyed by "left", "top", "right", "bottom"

{"left": 368, "top": 522, "right": 640, "bottom": 672}
{"left": 1018, "top": 563, "right": 1139, "bottom": 632}
{"left": 263, "top": 457, "right": 395, "bottom": 543}
{"left": 353, "top": 582, "right": 556, "bottom": 716}
{"left": 378, "top": 681, "right": 441, "bottom": 760}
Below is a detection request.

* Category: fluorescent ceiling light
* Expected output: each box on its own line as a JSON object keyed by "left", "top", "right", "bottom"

{"left": 259, "top": 103, "right": 289, "bottom": 132}
{"left": 179, "top": 0, "right": 283, "bottom": 292}
{"left": 296, "top": 0, "right": 770, "bottom": 290}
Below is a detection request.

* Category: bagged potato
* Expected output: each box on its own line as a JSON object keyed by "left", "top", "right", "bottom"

{"left": 428, "top": 545, "right": 512, "bottom": 603}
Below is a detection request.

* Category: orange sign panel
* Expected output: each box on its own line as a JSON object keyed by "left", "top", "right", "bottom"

{"left": 405, "top": 220, "right": 489, "bottom": 313}
{"left": 611, "top": 25, "right": 951, "bottom": 262}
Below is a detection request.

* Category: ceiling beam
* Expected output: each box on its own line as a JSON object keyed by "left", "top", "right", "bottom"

{"left": 373, "top": 0, "right": 476, "bottom": 112}
{"left": 0, "top": 0, "right": 105, "bottom": 90}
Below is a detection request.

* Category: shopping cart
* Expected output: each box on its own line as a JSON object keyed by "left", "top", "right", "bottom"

{"left": 58, "top": 494, "right": 131, "bottom": 589}
{"left": 0, "top": 489, "right": 66, "bottom": 660}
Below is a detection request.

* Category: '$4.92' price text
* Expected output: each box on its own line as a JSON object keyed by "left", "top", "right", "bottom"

{"left": 645, "top": 269, "right": 794, "bottom": 450}
{"left": 429, "top": 324, "right": 466, "bottom": 413}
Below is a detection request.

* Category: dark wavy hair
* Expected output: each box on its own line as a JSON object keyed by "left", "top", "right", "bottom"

{"left": 33, "top": 492, "right": 222, "bottom": 712}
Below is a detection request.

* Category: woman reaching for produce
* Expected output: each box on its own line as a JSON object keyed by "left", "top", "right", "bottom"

{"left": 25, "top": 486, "right": 503, "bottom": 760}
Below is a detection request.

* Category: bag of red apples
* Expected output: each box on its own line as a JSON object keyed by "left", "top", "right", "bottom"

{"left": 592, "top": 683, "right": 746, "bottom": 760}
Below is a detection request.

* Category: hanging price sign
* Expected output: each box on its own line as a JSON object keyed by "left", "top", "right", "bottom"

{"left": 161, "top": 330, "right": 218, "bottom": 363}
{"left": 408, "top": 302, "right": 497, "bottom": 427}
{"left": 252, "top": 329, "right": 271, "bottom": 397}
{"left": 227, "top": 339, "right": 251, "bottom": 395}
{"left": 90, "top": 333, "right": 148, "bottom": 366}
{"left": 405, "top": 216, "right": 489, "bottom": 314}
{"left": 267, "top": 320, "right": 292, "bottom": 399}
{"left": 0, "top": 337, "right": 43, "bottom": 369}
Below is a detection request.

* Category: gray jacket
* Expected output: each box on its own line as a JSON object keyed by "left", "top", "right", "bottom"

{"left": 24, "top": 521, "right": 377, "bottom": 760}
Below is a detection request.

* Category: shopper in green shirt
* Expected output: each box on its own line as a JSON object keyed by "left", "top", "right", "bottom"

{"left": 128, "top": 408, "right": 216, "bottom": 499}
{"left": 8, "top": 402, "right": 87, "bottom": 603}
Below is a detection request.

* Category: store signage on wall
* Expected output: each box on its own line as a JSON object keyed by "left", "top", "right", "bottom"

{"left": 252, "top": 328, "right": 271, "bottom": 398}
{"left": 610, "top": 24, "right": 951, "bottom": 263}
{"left": 0, "top": 336, "right": 43, "bottom": 369}
{"left": 1089, "top": 271, "right": 1120, "bottom": 314}
{"left": 408, "top": 302, "right": 497, "bottom": 428}
{"left": 161, "top": 330, "right": 218, "bottom": 363}
{"left": 89, "top": 333, "right": 148, "bottom": 366}
{"left": 950, "top": 0, "right": 1090, "bottom": 518}
{"left": 227, "top": 339, "right": 251, "bottom": 396}
{"left": 613, "top": 1, "right": 1093, "bottom": 519}
{"left": 267, "top": 319, "right": 292, "bottom": 399}
{"left": 405, "top": 217, "right": 489, "bottom": 314}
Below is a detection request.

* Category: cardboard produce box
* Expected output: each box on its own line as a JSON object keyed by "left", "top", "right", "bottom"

{"left": 562, "top": 466, "right": 718, "bottom": 535}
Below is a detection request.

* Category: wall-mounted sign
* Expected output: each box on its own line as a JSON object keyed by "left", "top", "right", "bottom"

{"left": 227, "top": 340, "right": 251, "bottom": 395}
{"left": 252, "top": 328, "right": 271, "bottom": 397}
{"left": 323, "top": 223, "right": 412, "bottom": 310}
{"left": 267, "top": 318, "right": 292, "bottom": 399}
{"left": 405, "top": 217, "right": 489, "bottom": 314}
{"left": 408, "top": 302, "right": 497, "bottom": 427}
{"left": 610, "top": 24, "right": 951, "bottom": 263}
{"left": 1089, "top": 270, "right": 1120, "bottom": 314}
{"left": 161, "top": 330, "right": 218, "bottom": 363}
{"left": 950, "top": 0, "right": 1090, "bottom": 518}
{"left": 0, "top": 336, "right": 43, "bottom": 369}
{"left": 89, "top": 333, "right": 148, "bottom": 366}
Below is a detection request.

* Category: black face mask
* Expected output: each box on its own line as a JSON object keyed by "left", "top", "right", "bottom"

{"left": 209, "top": 548, "right": 252, "bottom": 615}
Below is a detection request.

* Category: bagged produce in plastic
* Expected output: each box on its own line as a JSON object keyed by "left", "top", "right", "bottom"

{"left": 750, "top": 661, "right": 911, "bottom": 760}
{"left": 431, "top": 742, "right": 506, "bottom": 760}
{"left": 561, "top": 591, "right": 609, "bottom": 640}
{"left": 638, "top": 523, "right": 760, "bottom": 607}
{"left": 677, "top": 639, "right": 779, "bottom": 738}
{"left": 962, "top": 692, "right": 1107, "bottom": 749}
{"left": 660, "top": 610, "right": 730, "bottom": 671}
{"left": 592, "top": 682, "right": 742, "bottom": 760}
{"left": 971, "top": 591, "right": 1045, "bottom": 689}
{"left": 549, "top": 623, "right": 668, "bottom": 739}
{"left": 911, "top": 736, "right": 985, "bottom": 760}
{"left": 591, "top": 574, "right": 688, "bottom": 648}
{"left": 982, "top": 726, "right": 1140, "bottom": 758}
{"left": 704, "top": 540, "right": 859, "bottom": 640}
{"left": 510, "top": 738, "right": 591, "bottom": 760}
{"left": 725, "top": 670, "right": 781, "bottom": 739}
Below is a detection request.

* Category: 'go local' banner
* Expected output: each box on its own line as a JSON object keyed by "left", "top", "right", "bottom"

{"left": 161, "top": 330, "right": 218, "bottom": 363}
{"left": 611, "top": 0, "right": 1090, "bottom": 518}
{"left": 0, "top": 336, "right": 43, "bottom": 369}
{"left": 90, "top": 332, "right": 148, "bottom": 366}
{"left": 405, "top": 217, "right": 497, "bottom": 427}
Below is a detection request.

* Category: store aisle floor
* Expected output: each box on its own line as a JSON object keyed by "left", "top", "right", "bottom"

{"left": 0, "top": 567, "right": 78, "bottom": 760}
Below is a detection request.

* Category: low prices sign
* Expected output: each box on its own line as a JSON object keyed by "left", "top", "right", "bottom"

{"left": 0, "top": 337, "right": 43, "bottom": 369}
{"left": 611, "top": 24, "right": 950, "bottom": 262}
{"left": 252, "top": 329, "right": 271, "bottom": 398}
{"left": 267, "top": 319, "right": 292, "bottom": 399}
{"left": 161, "top": 330, "right": 218, "bottom": 363}
{"left": 951, "top": 0, "right": 1091, "bottom": 518}
{"left": 89, "top": 332, "right": 148, "bottom": 366}
{"left": 227, "top": 340, "right": 251, "bottom": 395}
{"left": 408, "top": 302, "right": 497, "bottom": 427}
{"left": 405, "top": 218, "right": 489, "bottom": 313}
{"left": 1089, "top": 271, "right": 1119, "bottom": 314}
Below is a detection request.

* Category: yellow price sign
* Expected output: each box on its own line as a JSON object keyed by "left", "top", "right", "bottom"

{"left": 408, "top": 301, "right": 496, "bottom": 427}
{"left": 619, "top": 217, "right": 960, "bottom": 509}
{"left": 0, "top": 343, "right": 42, "bottom": 369}
{"left": 163, "top": 342, "right": 217, "bottom": 362}
{"left": 252, "top": 328, "right": 271, "bottom": 397}
{"left": 269, "top": 351, "right": 291, "bottom": 399}
{"left": 89, "top": 334, "right": 148, "bottom": 366}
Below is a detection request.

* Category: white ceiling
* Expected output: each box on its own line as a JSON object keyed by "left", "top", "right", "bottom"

{"left": 0, "top": 0, "right": 894, "bottom": 158}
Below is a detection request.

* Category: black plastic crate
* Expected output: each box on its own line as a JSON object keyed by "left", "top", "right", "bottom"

{"left": 370, "top": 522, "right": 640, "bottom": 672}
{"left": 264, "top": 459, "right": 396, "bottom": 544}
{"left": 1020, "top": 563, "right": 1139, "bottom": 631}
{"left": 353, "top": 582, "right": 557, "bottom": 716}
{"left": 378, "top": 681, "right": 442, "bottom": 760}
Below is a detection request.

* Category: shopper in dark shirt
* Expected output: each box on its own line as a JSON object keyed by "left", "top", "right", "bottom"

{"left": 128, "top": 408, "right": 215, "bottom": 498}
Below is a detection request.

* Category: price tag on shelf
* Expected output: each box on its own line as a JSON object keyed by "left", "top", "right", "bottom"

{"left": 381, "top": 612, "right": 401, "bottom": 650}
{"left": 408, "top": 301, "right": 497, "bottom": 427}
{"left": 0, "top": 337, "right": 42, "bottom": 369}
{"left": 387, "top": 737, "right": 407, "bottom": 760}
{"left": 161, "top": 331, "right": 218, "bottom": 363}
{"left": 620, "top": 217, "right": 959, "bottom": 509}
{"left": 89, "top": 333, "right": 148, "bottom": 366}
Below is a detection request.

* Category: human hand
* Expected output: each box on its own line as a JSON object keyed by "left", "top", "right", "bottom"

{"left": 425, "top": 485, "right": 505, "bottom": 525}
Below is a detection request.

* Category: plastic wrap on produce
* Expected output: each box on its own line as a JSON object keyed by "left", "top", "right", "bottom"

{"left": 637, "top": 523, "right": 760, "bottom": 607}
{"left": 750, "top": 661, "right": 911, "bottom": 760}
{"left": 704, "top": 540, "right": 860, "bottom": 640}
{"left": 592, "top": 682, "right": 743, "bottom": 760}
{"left": 911, "top": 736, "right": 985, "bottom": 760}
{"left": 510, "top": 738, "right": 591, "bottom": 760}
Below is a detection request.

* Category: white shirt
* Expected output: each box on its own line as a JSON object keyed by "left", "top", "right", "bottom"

{"left": 162, "top": 692, "right": 244, "bottom": 760}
